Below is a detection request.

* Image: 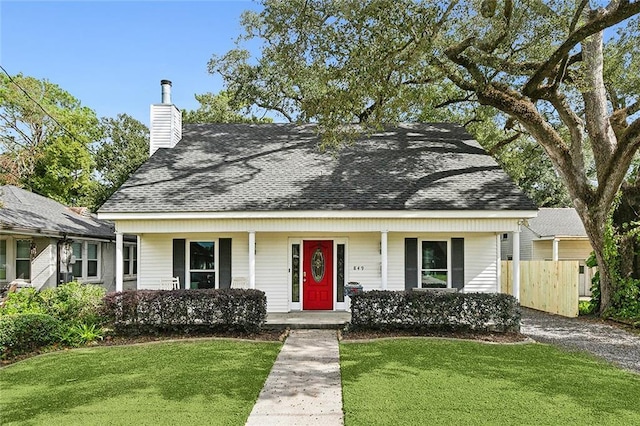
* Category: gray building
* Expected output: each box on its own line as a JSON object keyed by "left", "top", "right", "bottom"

{"left": 1, "top": 185, "right": 136, "bottom": 291}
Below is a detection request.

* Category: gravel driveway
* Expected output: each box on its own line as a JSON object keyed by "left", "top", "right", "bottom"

{"left": 521, "top": 308, "right": 640, "bottom": 374}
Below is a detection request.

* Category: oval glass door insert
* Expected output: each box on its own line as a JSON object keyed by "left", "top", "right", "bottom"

{"left": 311, "top": 248, "right": 325, "bottom": 282}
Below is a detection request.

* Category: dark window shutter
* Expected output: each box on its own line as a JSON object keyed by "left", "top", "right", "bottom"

{"left": 451, "top": 238, "right": 465, "bottom": 290}
{"left": 404, "top": 238, "right": 418, "bottom": 290}
{"left": 219, "top": 238, "right": 232, "bottom": 289}
{"left": 173, "top": 239, "right": 186, "bottom": 289}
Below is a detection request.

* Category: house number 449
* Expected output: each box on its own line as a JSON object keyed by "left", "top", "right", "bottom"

{"left": 353, "top": 266, "right": 365, "bottom": 271}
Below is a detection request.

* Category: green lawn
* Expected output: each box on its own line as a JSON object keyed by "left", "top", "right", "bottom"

{"left": 340, "top": 339, "right": 640, "bottom": 425}
{"left": 0, "top": 339, "right": 281, "bottom": 425}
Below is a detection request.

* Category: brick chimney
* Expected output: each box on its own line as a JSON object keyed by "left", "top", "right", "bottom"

{"left": 149, "top": 79, "right": 182, "bottom": 155}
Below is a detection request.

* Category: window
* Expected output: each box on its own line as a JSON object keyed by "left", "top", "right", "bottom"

{"left": 189, "top": 241, "right": 215, "bottom": 289}
{"left": 291, "top": 244, "right": 300, "bottom": 302}
{"left": 421, "top": 241, "right": 448, "bottom": 288}
{"left": 337, "top": 244, "right": 345, "bottom": 302}
{"left": 87, "top": 243, "right": 98, "bottom": 277}
{"left": 124, "top": 244, "right": 137, "bottom": 276}
{"left": 0, "top": 240, "right": 6, "bottom": 280}
{"left": 70, "top": 241, "right": 101, "bottom": 280}
{"left": 71, "top": 242, "right": 83, "bottom": 278}
{"left": 16, "top": 240, "right": 31, "bottom": 280}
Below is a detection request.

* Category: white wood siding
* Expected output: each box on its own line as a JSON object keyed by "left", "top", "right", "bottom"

{"left": 135, "top": 229, "right": 502, "bottom": 312}
{"left": 138, "top": 234, "right": 173, "bottom": 289}
{"left": 149, "top": 104, "right": 181, "bottom": 155}
{"left": 255, "top": 234, "right": 289, "bottom": 312}
{"left": 464, "top": 234, "right": 499, "bottom": 293}
{"left": 115, "top": 217, "right": 523, "bottom": 234}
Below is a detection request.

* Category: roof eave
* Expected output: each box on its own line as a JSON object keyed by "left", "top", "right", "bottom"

{"left": 98, "top": 209, "right": 539, "bottom": 221}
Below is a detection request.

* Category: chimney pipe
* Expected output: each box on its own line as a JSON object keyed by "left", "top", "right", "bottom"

{"left": 160, "top": 79, "right": 172, "bottom": 104}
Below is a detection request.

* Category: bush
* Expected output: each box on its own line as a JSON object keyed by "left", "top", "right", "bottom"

{"left": 349, "top": 290, "right": 520, "bottom": 333}
{"left": 102, "top": 289, "right": 267, "bottom": 335}
{"left": 0, "top": 288, "right": 47, "bottom": 316}
{"left": 0, "top": 282, "right": 106, "bottom": 326}
{"left": 0, "top": 313, "right": 61, "bottom": 359}
{"left": 39, "top": 282, "right": 106, "bottom": 325}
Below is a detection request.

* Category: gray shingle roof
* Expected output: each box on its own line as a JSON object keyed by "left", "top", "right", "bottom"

{"left": 0, "top": 185, "right": 115, "bottom": 239}
{"left": 99, "top": 123, "right": 537, "bottom": 213}
{"left": 526, "top": 208, "right": 587, "bottom": 237}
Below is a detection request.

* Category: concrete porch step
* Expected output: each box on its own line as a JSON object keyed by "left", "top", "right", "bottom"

{"left": 265, "top": 311, "right": 351, "bottom": 330}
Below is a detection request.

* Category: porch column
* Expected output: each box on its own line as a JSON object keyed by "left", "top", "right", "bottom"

{"left": 496, "top": 234, "right": 502, "bottom": 292}
{"left": 248, "top": 231, "right": 256, "bottom": 289}
{"left": 136, "top": 235, "right": 141, "bottom": 290}
{"left": 115, "top": 232, "right": 123, "bottom": 292}
{"left": 512, "top": 225, "right": 521, "bottom": 302}
{"left": 381, "top": 230, "right": 388, "bottom": 290}
{"left": 552, "top": 238, "right": 559, "bottom": 261}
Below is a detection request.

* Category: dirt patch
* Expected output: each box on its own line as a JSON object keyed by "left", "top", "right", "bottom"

{"left": 98, "top": 329, "right": 286, "bottom": 346}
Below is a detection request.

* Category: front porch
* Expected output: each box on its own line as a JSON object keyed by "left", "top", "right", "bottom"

{"left": 265, "top": 311, "right": 351, "bottom": 329}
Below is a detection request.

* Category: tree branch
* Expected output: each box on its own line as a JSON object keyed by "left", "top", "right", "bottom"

{"left": 488, "top": 132, "right": 523, "bottom": 155}
{"left": 524, "top": 0, "right": 640, "bottom": 99}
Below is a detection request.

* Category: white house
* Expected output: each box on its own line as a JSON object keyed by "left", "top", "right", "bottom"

{"left": 97, "top": 81, "right": 537, "bottom": 313}
{"left": 0, "top": 185, "right": 137, "bottom": 291}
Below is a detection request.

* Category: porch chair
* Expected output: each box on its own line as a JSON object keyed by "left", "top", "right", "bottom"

{"left": 159, "top": 277, "right": 180, "bottom": 290}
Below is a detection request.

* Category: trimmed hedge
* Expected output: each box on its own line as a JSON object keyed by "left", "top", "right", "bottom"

{"left": 102, "top": 289, "right": 267, "bottom": 334}
{"left": 0, "top": 313, "right": 61, "bottom": 359}
{"left": 349, "top": 290, "right": 520, "bottom": 332}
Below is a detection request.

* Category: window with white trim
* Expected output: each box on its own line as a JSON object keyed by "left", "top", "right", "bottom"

{"left": 16, "top": 240, "right": 31, "bottom": 280}
{"left": 0, "top": 240, "right": 7, "bottom": 280}
{"left": 420, "top": 240, "right": 449, "bottom": 288}
{"left": 124, "top": 244, "right": 137, "bottom": 276}
{"left": 189, "top": 241, "right": 215, "bottom": 289}
{"left": 71, "top": 241, "right": 101, "bottom": 280}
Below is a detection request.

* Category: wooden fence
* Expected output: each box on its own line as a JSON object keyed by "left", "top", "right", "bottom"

{"left": 501, "top": 260, "right": 579, "bottom": 318}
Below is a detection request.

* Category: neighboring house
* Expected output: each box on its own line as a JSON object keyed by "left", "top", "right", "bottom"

{"left": 97, "top": 81, "right": 537, "bottom": 313}
{"left": 0, "top": 185, "right": 136, "bottom": 292}
{"left": 501, "top": 207, "right": 594, "bottom": 296}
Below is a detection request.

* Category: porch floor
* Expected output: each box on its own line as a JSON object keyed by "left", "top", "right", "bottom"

{"left": 265, "top": 311, "right": 351, "bottom": 329}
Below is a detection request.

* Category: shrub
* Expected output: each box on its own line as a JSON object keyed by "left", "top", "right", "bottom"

{"left": 39, "top": 282, "right": 106, "bottom": 325}
{"left": 0, "top": 288, "right": 46, "bottom": 316}
{"left": 0, "top": 313, "right": 61, "bottom": 359}
{"left": 102, "top": 289, "right": 267, "bottom": 334}
{"left": 349, "top": 290, "right": 520, "bottom": 333}
{"left": 58, "top": 323, "right": 104, "bottom": 347}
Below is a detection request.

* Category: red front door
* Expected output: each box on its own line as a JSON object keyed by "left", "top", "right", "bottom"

{"left": 303, "top": 240, "right": 333, "bottom": 310}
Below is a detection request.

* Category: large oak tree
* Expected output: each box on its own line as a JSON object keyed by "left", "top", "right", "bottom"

{"left": 211, "top": 0, "right": 640, "bottom": 313}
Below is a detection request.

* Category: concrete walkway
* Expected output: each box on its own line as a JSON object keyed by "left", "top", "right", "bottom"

{"left": 246, "top": 329, "right": 344, "bottom": 425}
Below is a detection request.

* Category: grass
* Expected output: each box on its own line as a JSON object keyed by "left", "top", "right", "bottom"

{"left": 340, "top": 339, "right": 640, "bottom": 425}
{"left": 0, "top": 339, "right": 281, "bottom": 425}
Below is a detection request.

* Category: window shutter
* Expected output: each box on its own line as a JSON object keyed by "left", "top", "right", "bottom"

{"left": 451, "top": 238, "right": 465, "bottom": 290}
{"left": 172, "top": 239, "right": 186, "bottom": 289}
{"left": 219, "top": 238, "right": 232, "bottom": 289}
{"left": 404, "top": 238, "right": 418, "bottom": 290}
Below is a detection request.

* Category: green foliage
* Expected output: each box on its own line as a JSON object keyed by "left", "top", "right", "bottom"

{"left": 0, "top": 73, "right": 101, "bottom": 205}
{"left": 0, "top": 313, "right": 61, "bottom": 359}
{"left": 182, "top": 91, "right": 273, "bottom": 124}
{"left": 92, "top": 113, "right": 149, "bottom": 209}
{"left": 57, "top": 322, "right": 104, "bottom": 347}
{"left": 38, "top": 281, "right": 106, "bottom": 325}
{"left": 578, "top": 300, "right": 595, "bottom": 316}
{"left": 587, "top": 207, "right": 640, "bottom": 322}
{"left": 0, "top": 288, "right": 46, "bottom": 316}
{"left": 103, "top": 289, "right": 267, "bottom": 334}
{"left": 349, "top": 290, "right": 520, "bottom": 332}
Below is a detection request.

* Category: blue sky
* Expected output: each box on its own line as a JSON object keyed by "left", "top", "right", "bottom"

{"left": 1, "top": 0, "right": 263, "bottom": 126}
